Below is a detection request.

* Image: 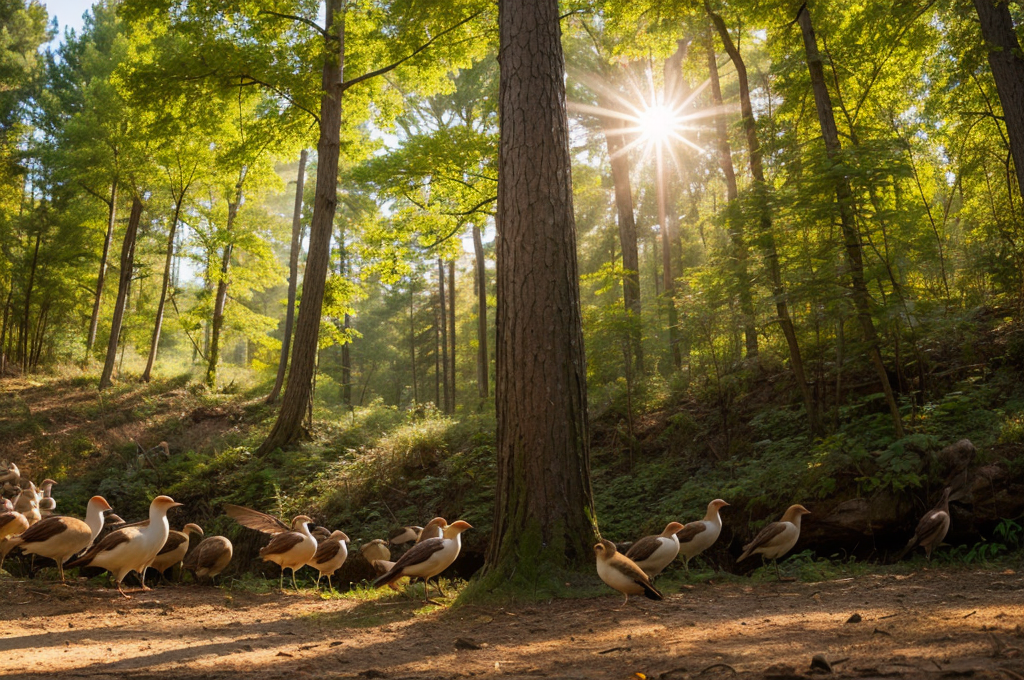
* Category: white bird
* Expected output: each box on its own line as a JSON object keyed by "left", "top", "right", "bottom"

{"left": 625, "top": 521, "right": 685, "bottom": 579}
{"left": 4, "top": 496, "right": 112, "bottom": 581}
{"left": 307, "top": 530, "right": 350, "bottom": 591}
{"left": 224, "top": 505, "right": 317, "bottom": 590}
{"left": 676, "top": 499, "right": 729, "bottom": 573}
{"left": 38, "top": 479, "right": 57, "bottom": 517}
{"left": 738, "top": 504, "right": 811, "bottom": 579}
{"left": 13, "top": 482, "right": 39, "bottom": 514}
{"left": 359, "top": 539, "right": 390, "bottom": 564}
{"left": 150, "top": 523, "right": 204, "bottom": 581}
{"left": 594, "top": 538, "right": 663, "bottom": 605}
{"left": 373, "top": 520, "right": 471, "bottom": 600}
{"left": 66, "top": 495, "right": 183, "bottom": 597}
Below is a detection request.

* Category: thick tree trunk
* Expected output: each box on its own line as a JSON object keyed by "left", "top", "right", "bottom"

{"left": 482, "top": 0, "right": 597, "bottom": 588}
{"left": 21, "top": 230, "right": 42, "bottom": 373}
{"left": 87, "top": 179, "right": 117, "bottom": 356}
{"left": 438, "top": 259, "right": 450, "bottom": 412}
{"left": 99, "top": 196, "right": 143, "bottom": 390}
{"left": 142, "top": 190, "right": 188, "bottom": 382}
{"left": 0, "top": 287, "right": 11, "bottom": 375}
{"left": 448, "top": 260, "right": 456, "bottom": 412}
{"left": 267, "top": 150, "right": 308, "bottom": 404}
{"left": 597, "top": 95, "right": 645, "bottom": 375}
{"left": 707, "top": 6, "right": 819, "bottom": 434}
{"left": 973, "top": 0, "right": 1024, "bottom": 200}
{"left": 206, "top": 174, "right": 245, "bottom": 389}
{"left": 706, "top": 33, "right": 758, "bottom": 360}
{"left": 472, "top": 225, "right": 489, "bottom": 398}
{"left": 258, "top": 0, "right": 345, "bottom": 454}
{"left": 797, "top": 5, "right": 904, "bottom": 437}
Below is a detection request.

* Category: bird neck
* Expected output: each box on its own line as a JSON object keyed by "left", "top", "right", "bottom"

{"left": 298, "top": 523, "right": 313, "bottom": 539}
{"left": 84, "top": 503, "right": 105, "bottom": 541}
{"left": 704, "top": 506, "right": 722, "bottom": 525}
{"left": 147, "top": 505, "right": 170, "bottom": 535}
{"left": 789, "top": 513, "right": 804, "bottom": 529}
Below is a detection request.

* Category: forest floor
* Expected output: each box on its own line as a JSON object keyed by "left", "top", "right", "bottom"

{"left": 2, "top": 568, "right": 1023, "bottom": 680}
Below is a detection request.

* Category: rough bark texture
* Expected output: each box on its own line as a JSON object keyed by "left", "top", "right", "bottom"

{"left": 707, "top": 7, "right": 819, "bottom": 434}
{"left": 706, "top": 33, "right": 758, "bottom": 360}
{"left": 98, "top": 196, "right": 142, "bottom": 390}
{"left": 205, "top": 172, "right": 245, "bottom": 389}
{"left": 472, "top": 225, "right": 489, "bottom": 398}
{"left": 482, "top": 0, "right": 597, "bottom": 587}
{"left": 86, "top": 180, "right": 117, "bottom": 356}
{"left": 798, "top": 5, "right": 904, "bottom": 437}
{"left": 973, "top": 0, "right": 1024, "bottom": 200}
{"left": 597, "top": 94, "right": 644, "bottom": 375}
{"left": 258, "top": 1, "right": 345, "bottom": 454}
{"left": 267, "top": 149, "right": 308, "bottom": 404}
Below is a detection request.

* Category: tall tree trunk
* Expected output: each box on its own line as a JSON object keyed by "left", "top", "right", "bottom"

{"left": 472, "top": 225, "right": 489, "bottom": 398}
{"left": 797, "top": 4, "right": 904, "bottom": 437}
{"left": 21, "top": 229, "right": 42, "bottom": 373}
{"left": 973, "top": 0, "right": 1024, "bottom": 200}
{"left": 482, "top": 0, "right": 597, "bottom": 588}
{"left": 657, "top": 147, "right": 682, "bottom": 371}
{"left": 99, "top": 196, "right": 143, "bottom": 390}
{"left": 0, "top": 287, "right": 11, "bottom": 375}
{"left": 410, "top": 285, "right": 418, "bottom": 403}
{"left": 267, "top": 149, "right": 308, "bottom": 404}
{"left": 438, "top": 258, "right": 450, "bottom": 412}
{"left": 706, "top": 33, "right": 758, "bottom": 359}
{"left": 206, "top": 172, "right": 246, "bottom": 389}
{"left": 707, "top": 6, "right": 819, "bottom": 434}
{"left": 259, "top": 0, "right": 345, "bottom": 454}
{"left": 87, "top": 179, "right": 117, "bottom": 356}
{"left": 597, "top": 95, "right": 645, "bottom": 375}
{"left": 448, "top": 260, "right": 456, "bottom": 412}
{"left": 142, "top": 187, "right": 190, "bottom": 382}
{"left": 435, "top": 295, "right": 442, "bottom": 407}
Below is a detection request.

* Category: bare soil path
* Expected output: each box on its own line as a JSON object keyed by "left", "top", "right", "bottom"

{"left": 2, "top": 568, "right": 1023, "bottom": 679}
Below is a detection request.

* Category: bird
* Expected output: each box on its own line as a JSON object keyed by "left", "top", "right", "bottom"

{"left": 0, "top": 497, "right": 12, "bottom": 512}
{"left": 66, "top": 495, "right": 183, "bottom": 597}
{"left": 224, "top": 505, "right": 317, "bottom": 591}
{"left": 415, "top": 517, "right": 447, "bottom": 543}
{"left": 183, "top": 536, "right": 233, "bottom": 583}
{"left": 3, "top": 496, "right": 112, "bottom": 581}
{"left": 898, "top": 487, "right": 952, "bottom": 561}
{"left": 307, "top": 530, "right": 350, "bottom": 591}
{"left": 149, "top": 523, "right": 204, "bottom": 582}
{"left": 13, "top": 482, "right": 39, "bottom": 514}
{"left": 594, "top": 538, "right": 663, "bottom": 605}
{"left": 676, "top": 499, "right": 729, "bottom": 573}
{"left": 0, "top": 462, "right": 20, "bottom": 488}
{"left": 360, "top": 539, "right": 390, "bottom": 564}
{"left": 388, "top": 525, "right": 423, "bottom": 547}
{"left": 37, "top": 479, "right": 57, "bottom": 517}
{"left": 625, "top": 521, "right": 685, "bottom": 579}
{"left": 311, "top": 526, "right": 332, "bottom": 542}
{"left": 738, "top": 504, "right": 811, "bottom": 580}
{"left": 0, "top": 510, "right": 30, "bottom": 572}
{"left": 373, "top": 520, "right": 471, "bottom": 600}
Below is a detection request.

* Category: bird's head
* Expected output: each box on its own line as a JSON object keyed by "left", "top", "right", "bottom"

{"left": 710, "top": 499, "right": 730, "bottom": 510}
{"left": 663, "top": 522, "right": 685, "bottom": 536}
{"left": 292, "top": 515, "right": 314, "bottom": 530}
{"left": 88, "top": 496, "right": 113, "bottom": 512}
{"left": 105, "top": 513, "right": 126, "bottom": 526}
{"left": 153, "top": 495, "right": 183, "bottom": 510}
{"left": 184, "top": 523, "right": 205, "bottom": 537}
{"left": 332, "top": 531, "right": 350, "bottom": 542}
{"left": 593, "top": 538, "right": 617, "bottom": 560}
{"left": 782, "top": 504, "right": 811, "bottom": 522}
{"left": 40, "top": 479, "right": 57, "bottom": 490}
{"left": 425, "top": 517, "right": 448, "bottom": 530}
{"left": 444, "top": 520, "right": 473, "bottom": 538}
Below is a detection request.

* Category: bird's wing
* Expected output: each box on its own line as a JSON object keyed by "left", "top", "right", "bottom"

{"left": 224, "top": 504, "right": 289, "bottom": 534}
{"left": 675, "top": 521, "right": 708, "bottom": 544}
{"left": 15, "top": 516, "right": 68, "bottom": 544}
{"left": 312, "top": 540, "right": 341, "bottom": 564}
{"left": 625, "top": 535, "right": 663, "bottom": 563}
{"left": 186, "top": 539, "right": 227, "bottom": 570}
{"left": 741, "top": 521, "right": 787, "bottom": 555}
{"left": 915, "top": 510, "right": 949, "bottom": 545}
{"left": 260, "top": 532, "right": 304, "bottom": 556}
{"left": 158, "top": 532, "right": 189, "bottom": 556}
{"left": 610, "top": 555, "right": 657, "bottom": 588}
{"left": 66, "top": 529, "right": 133, "bottom": 567}
{"left": 0, "top": 512, "right": 25, "bottom": 532}
{"left": 119, "top": 519, "right": 151, "bottom": 529}
{"left": 388, "top": 527, "right": 413, "bottom": 542}
{"left": 392, "top": 537, "right": 446, "bottom": 570}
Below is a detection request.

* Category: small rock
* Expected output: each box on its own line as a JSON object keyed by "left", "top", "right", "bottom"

{"left": 809, "top": 654, "right": 832, "bottom": 674}
{"left": 846, "top": 613, "right": 862, "bottom": 624}
{"left": 455, "top": 637, "right": 482, "bottom": 650}
{"left": 330, "top": 641, "right": 343, "bottom": 647}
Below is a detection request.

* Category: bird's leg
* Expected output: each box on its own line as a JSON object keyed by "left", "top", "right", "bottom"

{"left": 436, "top": 578, "right": 447, "bottom": 597}
{"left": 279, "top": 569, "right": 284, "bottom": 591}
{"left": 291, "top": 568, "right": 299, "bottom": 591}
{"left": 314, "top": 573, "right": 322, "bottom": 591}
{"left": 58, "top": 562, "right": 65, "bottom": 582}
{"left": 140, "top": 568, "right": 151, "bottom": 591}
{"left": 623, "top": 593, "right": 629, "bottom": 606}
{"left": 328, "top": 575, "right": 334, "bottom": 593}
{"left": 774, "top": 559, "right": 781, "bottom": 581}
{"left": 683, "top": 559, "right": 690, "bottom": 576}
{"left": 117, "top": 580, "right": 131, "bottom": 599}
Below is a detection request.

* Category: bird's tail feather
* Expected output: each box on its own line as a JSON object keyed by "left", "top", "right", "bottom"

{"left": 642, "top": 581, "right": 663, "bottom": 601}
{"left": 372, "top": 565, "right": 402, "bottom": 588}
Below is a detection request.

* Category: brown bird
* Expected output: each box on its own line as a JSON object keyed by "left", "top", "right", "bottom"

{"left": 311, "top": 526, "right": 332, "bottom": 542}
{"left": 3, "top": 496, "right": 112, "bottom": 581}
{"left": 738, "top": 504, "right": 811, "bottom": 580}
{"left": 373, "top": 520, "right": 471, "bottom": 600}
{"left": 388, "top": 525, "right": 423, "bottom": 547}
{"left": 415, "top": 517, "right": 447, "bottom": 543}
{"left": 676, "top": 499, "right": 729, "bottom": 573}
{"left": 307, "top": 530, "right": 350, "bottom": 591}
{"left": 626, "top": 522, "right": 685, "bottom": 579}
{"left": 0, "top": 510, "right": 30, "bottom": 572}
{"left": 360, "top": 539, "right": 390, "bottom": 564}
{"left": 898, "top": 488, "right": 952, "bottom": 561}
{"left": 594, "top": 538, "right": 663, "bottom": 605}
{"left": 224, "top": 505, "right": 317, "bottom": 590}
{"left": 37, "top": 479, "right": 57, "bottom": 517}
{"left": 183, "top": 536, "right": 233, "bottom": 583}
{"left": 150, "top": 523, "right": 204, "bottom": 582}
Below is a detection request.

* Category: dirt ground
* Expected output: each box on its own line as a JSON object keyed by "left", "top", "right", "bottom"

{"left": 2, "top": 568, "right": 1023, "bottom": 680}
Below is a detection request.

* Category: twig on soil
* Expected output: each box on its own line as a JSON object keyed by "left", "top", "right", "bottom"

{"left": 698, "top": 663, "right": 737, "bottom": 675}
{"left": 879, "top": 612, "right": 900, "bottom": 619}
{"left": 964, "top": 610, "right": 977, "bottom": 619}
{"left": 598, "top": 646, "right": 632, "bottom": 654}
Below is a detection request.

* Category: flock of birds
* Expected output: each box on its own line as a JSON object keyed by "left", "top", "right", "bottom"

{"left": 0, "top": 460, "right": 955, "bottom": 604}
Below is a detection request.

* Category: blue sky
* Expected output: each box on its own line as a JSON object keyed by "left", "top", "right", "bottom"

{"left": 43, "top": 0, "right": 94, "bottom": 42}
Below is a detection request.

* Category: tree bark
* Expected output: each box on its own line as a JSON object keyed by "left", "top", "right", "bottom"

{"left": 482, "top": 0, "right": 597, "bottom": 588}
{"left": 706, "top": 33, "right": 759, "bottom": 360}
{"left": 87, "top": 179, "right": 117, "bottom": 356}
{"left": 438, "top": 258, "right": 450, "bottom": 412}
{"left": 206, "top": 171, "right": 246, "bottom": 389}
{"left": 797, "top": 4, "right": 904, "bottom": 437}
{"left": 267, "top": 149, "right": 308, "bottom": 404}
{"left": 258, "top": 0, "right": 345, "bottom": 455}
{"left": 597, "top": 94, "right": 645, "bottom": 375}
{"left": 472, "top": 225, "right": 489, "bottom": 398}
{"left": 20, "top": 229, "right": 42, "bottom": 373}
{"left": 410, "top": 284, "right": 418, "bottom": 403}
{"left": 448, "top": 259, "right": 456, "bottom": 412}
{"left": 973, "top": 0, "right": 1024, "bottom": 201}
{"left": 99, "top": 196, "right": 143, "bottom": 390}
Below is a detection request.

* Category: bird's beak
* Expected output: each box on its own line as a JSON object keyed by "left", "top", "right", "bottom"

{"left": 170, "top": 502, "right": 184, "bottom": 509}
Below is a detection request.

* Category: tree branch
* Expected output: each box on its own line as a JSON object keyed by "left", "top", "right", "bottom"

{"left": 341, "top": 10, "right": 483, "bottom": 92}
{"left": 238, "top": 75, "right": 320, "bottom": 126}
{"left": 258, "top": 10, "right": 331, "bottom": 40}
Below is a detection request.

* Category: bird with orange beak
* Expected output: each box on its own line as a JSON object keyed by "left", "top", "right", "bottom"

{"left": 626, "top": 521, "right": 685, "bottom": 579}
